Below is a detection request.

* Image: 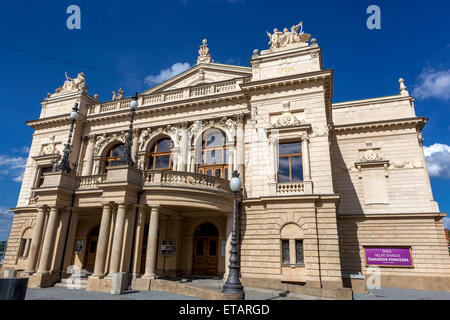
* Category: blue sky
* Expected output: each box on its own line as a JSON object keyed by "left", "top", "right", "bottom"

{"left": 0, "top": 0, "right": 449, "bottom": 240}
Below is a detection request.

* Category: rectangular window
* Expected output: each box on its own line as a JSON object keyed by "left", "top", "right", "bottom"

{"left": 38, "top": 166, "right": 53, "bottom": 187}
{"left": 281, "top": 240, "right": 290, "bottom": 265}
{"left": 278, "top": 142, "right": 303, "bottom": 183}
{"left": 18, "top": 239, "right": 26, "bottom": 257}
{"left": 295, "top": 240, "right": 304, "bottom": 264}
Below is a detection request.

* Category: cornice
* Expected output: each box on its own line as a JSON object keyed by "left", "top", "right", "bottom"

{"left": 332, "top": 94, "right": 413, "bottom": 109}
{"left": 26, "top": 114, "right": 86, "bottom": 130}
{"left": 333, "top": 117, "right": 427, "bottom": 134}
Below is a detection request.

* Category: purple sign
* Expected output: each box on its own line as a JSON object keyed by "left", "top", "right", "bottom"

{"left": 364, "top": 247, "right": 413, "bottom": 267}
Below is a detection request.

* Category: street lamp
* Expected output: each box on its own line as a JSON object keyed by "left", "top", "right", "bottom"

{"left": 222, "top": 170, "right": 245, "bottom": 298}
{"left": 54, "top": 103, "right": 79, "bottom": 173}
{"left": 111, "top": 92, "right": 138, "bottom": 167}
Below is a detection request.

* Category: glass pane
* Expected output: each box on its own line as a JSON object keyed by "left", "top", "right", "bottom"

{"left": 155, "top": 155, "right": 170, "bottom": 169}
{"left": 291, "top": 156, "right": 303, "bottom": 182}
{"left": 206, "top": 169, "right": 212, "bottom": 176}
{"left": 209, "top": 240, "right": 217, "bottom": 256}
{"left": 296, "top": 240, "right": 304, "bottom": 264}
{"left": 156, "top": 139, "right": 171, "bottom": 152}
{"left": 282, "top": 240, "right": 290, "bottom": 264}
{"left": 206, "top": 150, "right": 222, "bottom": 164}
{"left": 224, "top": 149, "right": 228, "bottom": 164}
{"left": 196, "top": 240, "right": 204, "bottom": 256}
{"left": 225, "top": 168, "right": 228, "bottom": 179}
{"left": 112, "top": 144, "right": 125, "bottom": 157}
{"left": 89, "top": 241, "right": 96, "bottom": 253}
{"left": 279, "top": 142, "right": 301, "bottom": 155}
{"left": 205, "top": 129, "right": 223, "bottom": 147}
{"left": 215, "top": 169, "right": 221, "bottom": 177}
{"left": 278, "top": 157, "right": 290, "bottom": 182}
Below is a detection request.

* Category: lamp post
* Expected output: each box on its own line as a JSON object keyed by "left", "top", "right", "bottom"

{"left": 54, "top": 103, "right": 79, "bottom": 173}
{"left": 111, "top": 92, "right": 138, "bottom": 167}
{"left": 222, "top": 170, "right": 244, "bottom": 298}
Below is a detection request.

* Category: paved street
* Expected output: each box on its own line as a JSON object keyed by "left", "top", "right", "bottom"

{"left": 354, "top": 287, "right": 450, "bottom": 300}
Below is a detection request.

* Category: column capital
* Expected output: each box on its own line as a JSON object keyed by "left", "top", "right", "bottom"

{"left": 149, "top": 204, "right": 161, "bottom": 210}
{"left": 101, "top": 201, "right": 115, "bottom": 208}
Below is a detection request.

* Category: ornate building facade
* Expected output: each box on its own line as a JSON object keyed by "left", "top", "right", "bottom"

{"left": 1, "top": 22, "right": 449, "bottom": 294}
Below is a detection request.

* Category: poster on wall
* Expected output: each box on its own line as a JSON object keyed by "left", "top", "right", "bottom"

{"left": 74, "top": 240, "right": 84, "bottom": 254}
{"left": 364, "top": 247, "right": 413, "bottom": 267}
{"left": 160, "top": 240, "right": 176, "bottom": 256}
{"left": 221, "top": 240, "right": 226, "bottom": 257}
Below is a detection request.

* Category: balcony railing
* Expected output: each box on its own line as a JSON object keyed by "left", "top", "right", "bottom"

{"left": 144, "top": 170, "right": 231, "bottom": 193}
{"left": 88, "top": 78, "right": 248, "bottom": 115}
{"left": 77, "top": 174, "right": 107, "bottom": 190}
{"left": 276, "top": 182, "right": 305, "bottom": 194}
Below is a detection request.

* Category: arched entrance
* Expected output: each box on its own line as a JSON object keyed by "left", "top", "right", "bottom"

{"left": 192, "top": 222, "right": 219, "bottom": 275}
{"left": 83, "top": 226, "right": 99, "bottom": 272}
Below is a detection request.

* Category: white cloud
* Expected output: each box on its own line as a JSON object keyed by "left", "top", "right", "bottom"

{"left": 443, "top": 216, "right": 450, "bottom": 230}
{"left": 423, "top": 143, "right": 450, "bottom": 178}
{"left": 0, "top": 154, "right": 27, "bottom": 183}
{"left": 145, "top": 62, "right": 191, "bottom": 85}
{"left": 413, "top": 68, "right": 450, "bottom": 100}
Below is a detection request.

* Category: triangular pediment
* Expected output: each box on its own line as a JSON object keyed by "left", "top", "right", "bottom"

{"left": 142, "top": 63, "right": 251, "bottom": 95}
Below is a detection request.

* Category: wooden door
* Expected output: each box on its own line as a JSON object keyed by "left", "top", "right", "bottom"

{"left": 192, "top": 222, "right": 219, "bottom": 275}
{"left": 84, "top": 236, "right": 98, "bottom": 272}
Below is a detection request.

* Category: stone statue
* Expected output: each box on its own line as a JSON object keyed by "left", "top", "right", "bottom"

{"left": 266, "top": 21, "right": 311, "bottom": 50}
{"left": 55, "top": 72, "right": 86, "bottom": 94}
{"left": 112, "top": 88, "right": 124, "bottom": 101}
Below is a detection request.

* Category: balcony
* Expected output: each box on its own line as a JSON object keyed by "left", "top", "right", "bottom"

{"left": 87, "top": 78, "right": 249, "bottom": 116}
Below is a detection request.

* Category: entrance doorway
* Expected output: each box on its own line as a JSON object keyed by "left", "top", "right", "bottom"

{"left": 192, "top": 222, "right": 219, "bottom": 275}
{"left": 84, "top": 226, "right": 99, "bottom": 272}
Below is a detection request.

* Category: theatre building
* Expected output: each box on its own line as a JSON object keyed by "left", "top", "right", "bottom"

{"left": 1, "top": 22, "right": 449, "bottom": 296}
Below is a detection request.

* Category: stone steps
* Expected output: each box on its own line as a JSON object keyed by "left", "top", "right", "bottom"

{"left": 55, "top": 277, "right": 89, "bottom": 290}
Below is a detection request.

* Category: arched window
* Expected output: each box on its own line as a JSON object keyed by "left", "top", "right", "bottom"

{"left": 198, "top": 129, "right": 228, "bottom": 179}
{"left": 104, "top": 143, "right": 125, "bottom": 170}
{"left": 18, "top": 228, "right": 33, "bottom": 258}
{"left": 148, "top": 138, "right": 173, "bottom": 170}
{"left": 280, "top": 224, "right": 304, "bottom": 266}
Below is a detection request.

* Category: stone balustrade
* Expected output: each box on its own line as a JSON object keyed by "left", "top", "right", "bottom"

{"left": 88, "top": 78, "right": 247, "bottom": 115}
{"left": 276, "top": 182, "right": 305, "bottom": 194}
{"left": 77, "top": 174, "right": 107, "bottom": 190}
{"left": 144, "top": 170, "right": 231, "bottom": 193}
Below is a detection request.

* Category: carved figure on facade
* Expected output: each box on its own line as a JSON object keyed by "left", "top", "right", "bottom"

{"left": 266, "top": 21, "right": 311, "bottom": 50}
{"left": 54, "top": 72, "right": 87, "bottom": 95}
{"left": 271, "top": 112, "right": 305, "bottom": 128}
{"left": 138, "top": 128, "right": 151, "bottom": 151}
{"left": 219, "top": 117, "right": 237, "bottom": 137}
{"left": 310, "top": 125, "right": 329, "bottom": 137}
{"left": 95, "top": 134, "right": 110, "bottom": 155}
{"left": 359, "top": 149, "right": 383, "bottom": 162}
{"left": 390, "top": 160, "right": 422, "bottom": 169}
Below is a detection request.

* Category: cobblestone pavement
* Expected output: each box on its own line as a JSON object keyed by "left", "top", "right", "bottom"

{"left": 354, "top": 287, "right": 450, "bottom": 300}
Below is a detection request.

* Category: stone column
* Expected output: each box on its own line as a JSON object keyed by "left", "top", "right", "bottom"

{"left": 301, "top": 135, "right": 311, "bottom": 181}
{"left": 92, "top": 203, "right": 113, "bottom": 277}
{"left": 26, "top": 206, "right": 47, "bottom": 273}
{"left": 223, "top": 213, "right": 233, "bottom": 280}
{"left": 236, "top": 114, "right": 245, "bottom": 180}
{"left": 37, "top": 207, "right": 59, "bottom": 273}
{"left": 178, "top": 125, "right": 188, "bottom": 171}
{"left": 132, "top": 129, "right": 140, "bottom": 163}
{"left": 143, "top": 205, "right": 160, "bottom": 279}
{"left": 82, "top": 135, "right": 96, "bottom": 176}
{"left": 109, "top": 203, "right": 127, "bottom": 274}
{"left": 226, "top": 142, "right": 234, "bottom": 180}
{"left": 62, "top": 211, "right": 79, "bottom": 271}
{"left": 132, "top": 206, "right": 147, "bottom": 276}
